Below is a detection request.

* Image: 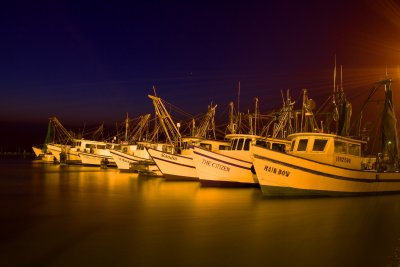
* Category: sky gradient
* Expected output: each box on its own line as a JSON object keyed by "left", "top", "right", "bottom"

{"left": 2, "top": 0, "right": 400, "bottom": 150}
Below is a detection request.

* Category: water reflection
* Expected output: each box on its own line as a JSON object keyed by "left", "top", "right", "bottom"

{"left": 0, "top": 161, "right": 400, "bottom": 267}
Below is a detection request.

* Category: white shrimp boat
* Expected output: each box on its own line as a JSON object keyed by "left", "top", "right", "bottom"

{"left": 46, "top": 139, "right": 111, "bottom": 165}
{"left": 78, "top": 141, "right": 118, "bottom": 167}
{"left": 193, "top": 134, "right": 289, "bottom": 186}
{"left": 46, "top": 143, "right": 80, "bottom": 164}
{"left": 41, "top": 117, "right": 104, "bottom": 164}
{"left": 148, "top": 138, "right": 230, "bottom": 180}
{"left": 32, "top": 146, "right": 44, "bottom": 158}
{"left": 110, "top": 142, "right": 161, "bottom": 175}
{"left": 31, "top": 146, "right": 55, "bottom": 163}
{"left": 146, "top": 93, "right": 230, "bottom": 180}
{"left": 192, "top": 93, "right": 292, "bottom": 187}
{"left": 252, "top": 79, "right": 400, "bottom": 196}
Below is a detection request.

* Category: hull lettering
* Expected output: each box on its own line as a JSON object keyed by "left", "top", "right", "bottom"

{"left": 264, "top": 165, "right": 290, "bottom": 177}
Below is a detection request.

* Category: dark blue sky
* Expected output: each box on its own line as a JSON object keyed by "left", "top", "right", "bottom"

{"left": 2, "top": 0, "right": 400, "bottom": 150}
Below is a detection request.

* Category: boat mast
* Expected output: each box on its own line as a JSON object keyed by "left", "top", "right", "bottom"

{"left": 381, "top": 79, "right": 399, "bottom": 170}
{"left": 148, "top": 94, "right": 182, "bottom": 147}
{"left": 125, "top": 112, "right": 129, "bottom": 142}
{"left": 254, "top": 97, "right": 259, "bottom": 135}
{"left": 228, "top": 101, "right": 237, "bottom": 134}
{"left": 194, "top": 104, "right": 218, "bottom": 139}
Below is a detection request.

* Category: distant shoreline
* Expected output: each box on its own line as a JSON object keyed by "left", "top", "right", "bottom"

{"left": 0, "top": 151, "right": 35, "bottom": 157}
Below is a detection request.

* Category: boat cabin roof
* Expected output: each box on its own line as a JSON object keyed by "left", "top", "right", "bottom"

{"left": 287, "top": 132, "right": 366, "bottom": 145}
{"left": 225, "top": 134, "right": 265, "bottom": 141}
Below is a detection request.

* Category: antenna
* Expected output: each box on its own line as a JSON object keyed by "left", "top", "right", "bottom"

{"left": 340, "top": 65, "right": 343, "bottom": 92}
{"left": 254, "top": 97, "right": 259, "bottom": 136}
{"left": 333, "top": 54, "right": 337, "bottom": 94}
{"left": 152, "top": 85, "right": 157, "bottom": 96}
{"left": 125, "top": 112, "right": 129, "bottom": 141}
{"left": 237, "top": 81, "right": 240, "bottom": 115}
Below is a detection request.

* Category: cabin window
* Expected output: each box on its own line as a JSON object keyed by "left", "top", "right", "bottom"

{"left": 200, "top": 143, "right": 211, "bottom": 151}
{"left": 231, "top": 139, "right": 238, "bottom": 150}
{"left": 272, "top": 143, "right": 286, "bottom": 152}
{"left": 86, "top": 144, "right": 95, "bottom": 148}
{"left": 123, "top": 147, "right": 128, "bottom": 153}
{"left": 243, "top": 139, "right": 251, "bottom": 151}
{"left": 182, "top": 142, "right": 187, "bottom": 150}
{"left": 219, "top": 145, "right": 230, "bottom": 150}
{"left": 297, "top": 139, "right": 308, "bottom": 151}
{"left": 334, "top": 141, "right": 347, "bottom": 154}
{"left": 348, "top": 144, "right": 360, "bottom": 156}
{"left": 290, "top": 140, "right": 295, "bottom": 151}
{"left": 256, "top": 140, "right": 267, "bottom": 148}
{"left": 236, "top": 138, "right": 244, "bottom": 150}
{"left": 312, "top": 139, "right": 328, "bottom": 152}
{"left": 97, "top": 145, "right": 106, "bottom": 149}
{"left": 163, "top": 146, "right": 173, "bottom": 153}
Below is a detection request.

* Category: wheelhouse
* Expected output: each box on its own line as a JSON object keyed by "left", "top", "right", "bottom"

{"left": 225, "top": 134, "right": 289, "bottom": 152}
{"left": 288, "top": 132, "right": 364, "bottom": 170}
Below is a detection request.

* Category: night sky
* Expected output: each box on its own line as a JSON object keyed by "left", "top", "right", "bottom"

{"left": 2, "top": 0, "right": 400, "bottom": 151}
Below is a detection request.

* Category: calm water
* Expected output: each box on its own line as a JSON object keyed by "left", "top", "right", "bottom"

{"left": 1, "top": 159, "right": 400, "bottom": 267}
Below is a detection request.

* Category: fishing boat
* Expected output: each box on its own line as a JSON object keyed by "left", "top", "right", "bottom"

{"left": 193, "top": 95, "right": 292, "bottom": 187}
{"left": 148, "top": 137, "right": 229, "bottom": 180}
{"left": 31, "top": 120, "right": 56, "bottom": 163}
{"left": 193, "top": 134, "right": 288, "bottom": 186}
{"left": 46, "top": 137, "right": 114, "bottom": 165}
{"left": 108, "top": 114, "right": 160, "bottom": 174}
{"left": 252, "top": 79, "right": 400, "bottom": 196}
{"left": 42, "top": 117, "right": 86, "bottom": 164}
{"left": 31, "top": 146, "right": 55, "bottom": 163}
{"left": 78, "top": 141, "right": 119, "bottom": 167}
{"left": 145, "top": 93, "right": 230, "bottom": 180}
{"left": 110, "top": 141, "right": 161, "bottom": 175}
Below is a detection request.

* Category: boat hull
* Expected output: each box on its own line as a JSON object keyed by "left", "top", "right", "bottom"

{"left": 192, "top": 146, "right": 258, "bottom": 187}
{"left": 46, "top": 144, "right": 81, "bottom": 164}
{"left": 110, "top": 149, "right": 160, "bottom": 174}
{"left": 252, "top": 146, "right": 400, "bottom": 197}
{"left": 79, "top": 152, "right": 116, "bottom": 167}
{"left": 147, "top": 148, "right": 198, "bottom": 181}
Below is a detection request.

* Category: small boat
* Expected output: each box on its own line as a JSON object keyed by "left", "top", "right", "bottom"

{"left": 252, "top": 79, "right": 400, "bottom": 196}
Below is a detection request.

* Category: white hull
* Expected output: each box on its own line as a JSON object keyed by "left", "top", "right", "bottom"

{"left": 41, "top": 153, "right": 55, "bottom": 163}
{"left": 32, "top": 146, "right": 43, "bottom": 157}
{"left": 192, "top": 146, "right": 258, "bottom": 187}
{"left": 110, "top": 149, "right": 160, "bottom": 174}
{"left": 147, "top": 148, "right": 198, "bottom": 180}
{"left": 79, "top": 151, "right": 116, "bottom": 167}
{"left": 46, "top": 144, "right": 81, "bottom": 164}
{"left": 31, "top": 146, "right": 55, "bottom": 163}
{"left": 252, "top": 146, "right": 400, "bottom": 196}
{"left": 46, "top": 144, "right": 62, "bottom": 162}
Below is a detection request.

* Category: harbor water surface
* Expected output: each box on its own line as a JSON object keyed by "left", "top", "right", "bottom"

{"left": 1, "top": 158, "right": 400, "bottom": 267}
